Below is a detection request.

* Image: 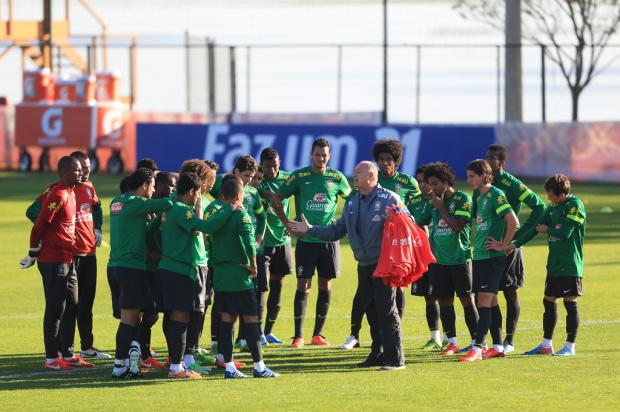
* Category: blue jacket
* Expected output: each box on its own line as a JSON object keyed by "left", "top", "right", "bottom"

{"left": 308, "top": 184, "right": 412, "bottom": 266}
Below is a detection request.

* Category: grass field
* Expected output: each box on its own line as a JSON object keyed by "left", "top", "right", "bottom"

{"left": 1, "top": 171, "right": 619, "bottom": 411}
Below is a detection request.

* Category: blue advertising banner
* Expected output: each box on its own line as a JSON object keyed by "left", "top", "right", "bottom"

{"left": 137, "top": 123, "right": 496, "bottom": 178}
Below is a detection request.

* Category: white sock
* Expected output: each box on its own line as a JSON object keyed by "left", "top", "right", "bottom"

{"left": 63, "top": 356, "right": 74, "bottom": 361}
{"left": 46, "top": 358, "right": 57, "bottom": 364}
{"left": 431, "top": 330, "right": 441, "bottom": 343}
{"left": 564, "top": 341, "right": 575, "bottom": 351}
{"left": 448, "top": 337, "right": 458, "bottom": 346}
{"left": 216, "top": 353, "right": 224, "bottom": 363}
{"left": 170, "top": 363, "right": 181, "bottom": 373}
{"left": 239, "top": 339, "right": 247, "bottom": 346}
{"left": 493, "top": 344, "right": 504, "bottom": 353}
{"left": 541, "top": 338, "right": 553, "bottom": 348}
{"left": 112, "top": 366, "right": 127, "bottom": 374}
{"left": 253, "top": 360, "right": 266, "bottom": 372}
{"left": 443, "top": 332, "right": 449, "bottom": 341}
{"left": 472, "top": 345, "right": 483, "bottom": 355}
{"left": 183, "top": 354, "right": 195, "bottom": 366}
{"left": 225, "top": 362, "right": 237, "bottom": 373}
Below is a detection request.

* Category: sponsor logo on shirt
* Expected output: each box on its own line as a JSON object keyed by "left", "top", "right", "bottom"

{"left": 374, "top": 201, "right": 381, "bottom": 211}
{"left": 110, "top": 202, "right": 123, "bottom": 213}
{"left": 327, "top": 180, "right": 334, "bottom": 190}
{"left": 449, "top": 202, "right": 455, "bottom": 212}
{"left": 80, "top": 203, "right": 91, "bottom": 214}
{"left": 372, "top": 214, "right": 381, "bottom": 222}
{"left": 305, "top": 193, "right": 331, "bottom": 212}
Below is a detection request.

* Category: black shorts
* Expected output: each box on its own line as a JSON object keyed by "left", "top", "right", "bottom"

{"left": 194, "top": 266, "right": 208, "bottom": 309}
{"left": 472, "top": 256, "right": 507, "bottom": 294}
{"left": 159, "top": 269, "right": 195, "bottom": 313}
{"left": 295, "top": 240, "right": 340, "bottom": 280}
{"left": 544, "top": 276, "right": 583, "bottom": 298}
{"left": 263, "top": 244, "right": 293, "bottom": 277}
{"left": 107, "top": 266, "right": 153, "bottom": 318}
{"left": 429, "top": 262, "right": 473, "bottom": 299}
{"left": 254, "top": 254, "right": 268, "bottom": 293}
{"left": 410, "top": 271, "right": 431, "bottom": 296}
{"left": 500, "top": 247, "right": 525, "bottom": 291}
{"left": 215, "top": 290, "right": 258, "bottom": 316}
{"left": 146, "top": 270, "right": 162, "bottom": 314}
{"left": 205, "top": 266, "right": 214, "bottom": 306}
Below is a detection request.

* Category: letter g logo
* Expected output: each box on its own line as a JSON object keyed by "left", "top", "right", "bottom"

{"left": 41, "top": 107, "right": 63, "bottom": 137}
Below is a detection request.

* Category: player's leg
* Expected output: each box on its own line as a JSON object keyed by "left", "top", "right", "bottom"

{"left": 455, "top": 262, "right": 479, "bottom": 350}
{"left": 40, "top": 263, "right": 73, "bottom": 370}
{"left": 342, "top": 266, "right": 366, "bottom": 350}
{"left": 413, "top": 266, "right": 440, "bottom": 350}
{"left": 263, "top": 244, "right": 292, "bottom": 343}
{"left": 185, "top": 266, "right": 211, "bottom": 371}
{"left": 75, "top": 255, "right": 109, "bottom": 358}
{"left": 292, "top": 241, "right": 316, "bottom": 347}
{"left": 59, "top": 265, "right": 78, "bottom": 360}
{"left": 357, "top": 264, "right": 383, "bottom": 367}
{"left": 500, "top": 248, "right": 524, "bottom": 352}
{"left": 311, "top": 241, "right": 340, "bottom": 345}
{"left": 372, "top": 277, "right": 404, "bottom": 370}
{"left": 554, "top": 277, "right": 582, "bottom": 356}
{"left": 242, "top": 290, "right": 279, "bottom": 378}
{"left": 525, "top": 293, "right": 557, "bottom": 355}
{"left": 396, "top": 287, "right": 406, "bottom": 320}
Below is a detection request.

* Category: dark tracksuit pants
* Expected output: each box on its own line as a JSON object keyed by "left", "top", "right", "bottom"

{"left": 357, "top": 263, "right": 404, "bottom": 367}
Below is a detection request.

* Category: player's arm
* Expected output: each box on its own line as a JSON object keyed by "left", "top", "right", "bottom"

{"left": 538, "top": 202, "right": 585, "bottom": 240}
{"left": 407, "top": 175, "right": 421, "bottom": 198}
{"left": 337, "top": 172, "right": 352, "bottom": 200}
{"left": 486, "top": 197, "right": 517, "bottom": 252}
{"left": 239, "top": 212, "right": 257, "bottom": 277}
{"left": 136, "top": 197, "right": 173, "bottom": 214}
{"left": 271, "top": 172, "right": 296, "bottom": 225}
{"left": 193, "top": 204, "right": 234, "bottom": 234}
{"left": 29, "top": 191, "right": 64, "bottom": 248}
{"left": 254, "top": 202, "right": 267, "bottom": 245}
{"left": 304, "top": 213, "right": 348, "bottom": 241}
{"left": 432, "top": 193, "right": 468, "bottom": 233}
{"left": 25, "top": 197, "right": 43, "bottom": 223}
{"left": 513, "top": 183, "right": 547, "bottom": 247}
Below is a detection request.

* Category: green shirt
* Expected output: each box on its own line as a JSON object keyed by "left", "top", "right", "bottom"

{"left": 145, "top": 214, "right": 162, "bottom": 272}
{"left": 259, "top": 170, "right": 291, "bottom": 247}
{"left": 278, "top": 166, "right": 351, "bottom": 243}
{"left": 472, "top": 186, "right": 513, "bottom": 261}
{"left": 379, "top": 171, "right": 420, "bottom": 204}
{"left": 429, "top": 190, "right": 472, "bottom": 265}
{"left": 158, "top": 200, "right": 232, "bottom": 279}
{"left": 193, "top": 195, "right": 211, "bottom": 267}
{"left": 209, "top": 209, "right": 256, "bottom": 292}
{"left": 407, "top": 194, "right": 432, "bottom": 227}
{"left": 209, "top": 173, "right": 223, "bottom": 199}
{"left": 243, "top": 184, "right": 266, "bottom": 253}
{"left": 492, "top": 170, "right": 546, "bottom": 247}
{"left": 541, "top": 195, "right": 586, "bottom": 277}
{"left": 108, "top": 193, "right": 173, "bottom": 270}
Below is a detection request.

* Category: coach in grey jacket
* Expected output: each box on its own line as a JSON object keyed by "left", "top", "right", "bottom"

{"left": 288, "top": 161, "right": 407, "bottom": 370}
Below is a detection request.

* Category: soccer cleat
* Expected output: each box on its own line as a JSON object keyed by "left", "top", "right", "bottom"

{"left": 290, "top": 337, "right": 304, "bottom": 349}
{"left": 379, "top": 365, "right": 406, "bottom": 371}
{"left": 441, "top": 343, "right": 460, "bottom": 356}
{"left": 553, "top": 346, "right": 576, "bottom": 356}
{"left": 482, "top": 348, "right": 506, "bottom": 359}
{"left": 459, "top": 343, "right": 488, "bottom": 353}
{"left": 458, "top": 349, "right": 483, "bottom": 362}
{"left": 311, "top": 335, "right": 330, "bottom": 346}
{"left": 503, "top": 343, "right": 515, "bottom": 353}
{"left": 210, "top": 341, "right": 218, "bottom": 356}
{"left": 194, "top": 350, "right": 216, "bottom": 366}
{"left": 186, "top": 362, "right": 211, "bottom": 375}
{"left": 524, "top": 345, "right": 554, "bottom": 355}
{"left": 441, "top": 340, "right": 449, "bottom": 351}
{"left": 64, "top": 355, "right": 95, "bottom": 368}
{"left": 259, "top": 334, "right": 270, "bottom": 346}
{"left": 80, "top": 347, "right": 112, "bottom": 359}
{"left": 420, "top": 339, "right": 442, "bottom": 351}
{"left": 253, "top": 366, "right": 280, "bottom": 378}
{"left": 150, "top": 348, "right": 157, "bottom": 357}
{"left": 265, "top": 333, "right": 284, "bottom": 344}
{"left": 128, "top": 346, "right": 141, "bottom": 374}
{"left": 168, "top": 368, "right": 202, "bottom": 379}
{"left": 141, "top": 357, "right": 165, "bottom": 369}
{"left": 111, "top": 367, "right": 130, "bottom": 379}
{"left": 356, "top": 354, "right": 383, "bottom": 368}
{"left": 341, "top": 335, "right": 361, "bottom": 350}
{"left": 44, "top": 358, "right": 72, "bottom": 371}
{"left": 224, "top": 369, "right": 248, "bottom": 379}
{"left": 215, "top": 356, "right": 246, "bottom": 370}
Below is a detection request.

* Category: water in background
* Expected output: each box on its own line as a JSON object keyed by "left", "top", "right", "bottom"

{"left": 1, "top": 0, "right": 619, "bottom": 123}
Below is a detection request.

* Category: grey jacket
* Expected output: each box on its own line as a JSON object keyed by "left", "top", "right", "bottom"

{"left": 307, "top": 184, "right": 412, "bottom": 266}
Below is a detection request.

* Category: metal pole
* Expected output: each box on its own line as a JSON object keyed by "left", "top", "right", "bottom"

{"left": 43, "top": 0, "right": 52, "bottom": 69}
{"left": 415, "top": 45, "right": 421, "bottom": 123}
{"left": 208, "top": 40, "right": 216, "bottom": 117}
{"left": 129, "top": 37, "right": 137, "bottom": 108}
{"left": 246, "top": 46, "right": 251, "bottom": 113}
{"left": 497, "top": 45, "right": 501, "bottom": 124}
{"left": 229, "top": 46, "right": 237, "bottom": 114}
{"left": 185, "top": 31, "right": 191, "bottom": 113}
{"left": 541, "top": 44, "right": 547, "bottom": 122}
{"left": 336, "top": 45, "right": 343, "bottom": 113}
{"left": 382, "top": 0, "right": 388, "bottom": 124}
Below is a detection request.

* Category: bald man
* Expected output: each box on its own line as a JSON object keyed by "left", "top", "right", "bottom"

{"left": 288, "top": 161, "right": 408, "bottom": 371}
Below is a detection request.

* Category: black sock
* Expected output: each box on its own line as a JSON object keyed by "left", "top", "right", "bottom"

{"left": 504, "top": 293, "right": 520, "bottom": 346}
{"left": 237, "top": 319, "right": 246, "bottom": 342}
{"left": 426, "top": 302, "right": 440, "bottom": 333}
{"left": 244, "top": 322, "right": 263, "bottom": 363}
{"left": 210, "top": 305, "right": 220, "bottom": 343}
{"left": 264, "top": 280, "right": 282, "bottom": 335}
{"left": 490, "top": 305, "right": 503, "bottom": 346}
{"left": 219, "top": 321, "right": 233, "bottom": 362}
{"left": 439, "top": 305, "right": 456, "bottom": 339}
{"left": 167, "top": 320, "right": 188, "bottom": 365}
{"left": 186, "top": 311, "right": 202, "bottom": 354}
{"left": 350, "top": 290, "right": 364, "bottom": 339}
{"left": 115, "top": 322, "right": 135, "bottom": 361}
{"left": 313, "top": 289, "right": 331, "bottom": 337}
{"left": 564, "top": 301, "right": 580, "bottom": 343}
{"left": 294, "top": 291, "right": 309, "bottom": 338}
{"left": 138, "top": 321, "right": 152, "bottom": 360}
{"left": 162, "top": 313, "right": 170, "bottom": 350}
{"left": 463, "top": 304, "right": 479, "bottom": 340}
{"left": 396, "top": 287, "right": 405, "bottom": 320}
{"left": 256, "top": 292, "right": 266, "bottom": 335}
{"left": 543, "top": 299, "right": 557, "bottom": 340}
{"left": 474, "top": 307, "right": 491, "bottom": 346}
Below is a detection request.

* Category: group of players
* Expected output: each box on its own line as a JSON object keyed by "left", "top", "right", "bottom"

{"left": 21, "top": 137, "right": 586, "bottom": 379}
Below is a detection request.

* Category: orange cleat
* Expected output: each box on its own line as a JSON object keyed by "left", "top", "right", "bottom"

{"left": 215, "top": 357, "right": 246, "bottom": 369}
{"left": 441, "top": 343, "right": 460, "bottom": 356}
{"left": 311, "top": 335, "right": 330, "bottom": 346}
{"left": 458, "top": 349, "right": 482, "bottom": 362}
{"left": 168, "top": 368, "right": 202, "bottom": 379}
{"left": 482, "top": 348, "right": 506, "bottom": 359}
{"left": 63, "top": 355, "right": 95, "bottom": 368}
{"left": 44, "top": 358, "right": 72, "bottom": 370}
{"left": 141, "top": 357, "right": 165, "bottom": 369}
{"left": 290, "top": 337, "right": 305, "bottom": 348}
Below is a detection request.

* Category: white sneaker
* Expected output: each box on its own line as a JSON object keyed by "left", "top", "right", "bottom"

{"left": 341, "top": 335, "right": 360, "bottom": 350}
{"left": 503, "top": 343, "right": 515, "bottom": 353}
{"left": 81, "top": 347, "right": 112, "bottom": 359}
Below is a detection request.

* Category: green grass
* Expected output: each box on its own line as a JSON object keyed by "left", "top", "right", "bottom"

{"left": 1, "top": 171, "right": 619, "bottom": 411}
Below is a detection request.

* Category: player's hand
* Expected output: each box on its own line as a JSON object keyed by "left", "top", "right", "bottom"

{"left": 262, "top": 190, "right": 275, "bottom": 199}
{"left": 255, "top": 234, "right": 263, "bottom": 249}
{"left": 431, "top": 188, "right": 446, "bottom": 210}
{"left": 536, "top": 224, "right": 548, "bottom": 234}
{"left": 242, "top": 264, "right": 257, "bottom": 278}
{"left": 94, "top": 229, "right": 102, "bottom": 247}
{"left": 484, "top": 236, "right": 504, "bottom": 251}
{"left": 19, "top": 242, "right": 41, "bottom": 269}
{"left": 231, "top": 201, "right": 245, "bottom": 211}
{"left": 287, "top": 214, "right": 309, "bottom": 237}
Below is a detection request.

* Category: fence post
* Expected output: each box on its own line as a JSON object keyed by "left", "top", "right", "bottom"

{"left": 541, "top": 44, "right": 546, "bottom": 123}
{"left": 415, "top": 45, "right": 421, "bottom": 123}
{"left": 497, "top": 45, "right": 501, "bottom": 124}
{"left": 185, "top": 31, "right": 190, "bottom": 113}
{"left": 246, "top": 46, "right": 251, "bottom": 113}
{"left": 336, "top": 45, "right": 342, "bottom": 113}
{"left": 207, "top": 39, "right": 216, "bottom": 118}
{"left": 230, "top": 46, "right": 237, "bottom": 114}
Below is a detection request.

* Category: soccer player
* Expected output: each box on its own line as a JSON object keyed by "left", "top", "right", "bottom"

{"left": 137, "top": 158, "right": 159, "bottom": 173}
{"left": 20, "top": 156, "right": 83, "bottom": 370}
{"left": 486, "top": 144, "right": 546, "bottom": 352}
{"left": 523, "top": 175, "right": 585, "bottom": 356}
{"left": 25, "top": 151, "right": 110, "bottom": 361}
{"left": 251, "top": 166, "right": 264, "bottom": 188}
{"left": 408, "top": 164, "right": 442, "bottom": 351}
{"left": 423, "top": 162, "right": 479, "bottom": 355}
{"left": 211, "top": 176, "right": 279, "bottom": 378}
{"left": 459, "top": 160, "right": 518, "bottom": 362}
{"left": 257, "top": 147, "right": 293, "bottom": 345}
{"left": 108, "top": 168, "right": 173, "bottom": 378}
{"left": 158, "top": 172, "right": 235, "bottom": 379}
{"left": 271, "top": 138, "right": 352, "bottom": 348}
